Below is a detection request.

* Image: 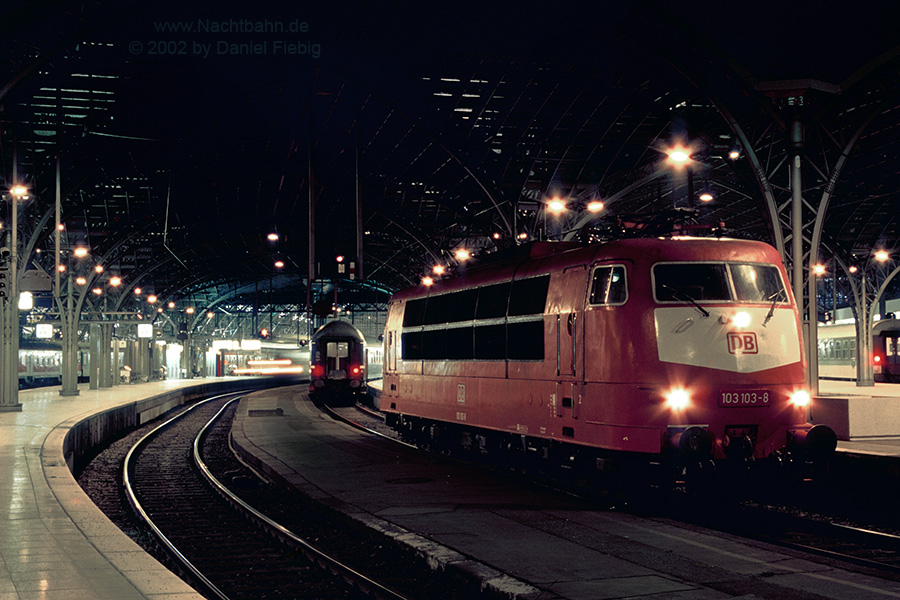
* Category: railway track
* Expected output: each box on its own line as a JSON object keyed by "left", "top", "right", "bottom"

{"left": 121, "top": 392, "right": 413, "bottom": 600}
{"left": 327, "top": 401, "right": 900, "bottom": 582}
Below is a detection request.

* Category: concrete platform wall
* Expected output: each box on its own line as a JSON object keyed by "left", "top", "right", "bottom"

{"left": 814, "top": 395, "right": 900, "bottom": 440}
{"left": 62, "top": 378, "right": 278, "bottom": 472}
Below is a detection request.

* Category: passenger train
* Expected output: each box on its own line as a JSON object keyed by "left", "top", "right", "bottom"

{"left": 817, "top": 318, "right": 900, "bottom": 382}
{"left": 308, "top": 320, "right": 376, "bottom": 403}
{"left": 18, "top": 340, "right": 87, "bottom": 388}
{"left": 381, "top": 237, "right": 837, "bottom": 485}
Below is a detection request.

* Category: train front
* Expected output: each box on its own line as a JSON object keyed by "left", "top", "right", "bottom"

{"left": 644, "top": 239, "right": 836, "bottom": 474}
{"left": 308, "top": 321, "right": 367, "bottom": 402}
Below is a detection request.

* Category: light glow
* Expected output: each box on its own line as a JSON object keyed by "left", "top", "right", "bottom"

{"left": 432, "top": 264, "right": 445, "bottom": 275}
{"left": 248, "top": 359, "right": 292, "bottom": 366}
{"left": 666, "top": 146, "right": 691, "bottom": 166}
{"left": 665, "top": 388, "right": 691, "bottom": 410}
{"left": 731, "top": 311, "right": 752, "bottom": 328}
{"left": 234, "top": 366, "right": 305, "bottom": 375}
{"left": 698, "top": 192, "right": 714, "bottom": 202}
{"left": 813, "top": 264, "right": 826, "bottom": 275}
{"left": 422, "top": 276, "right": 434, "bottom": 286}
{"left": 109, "top": 276, "right": 122, "bottom": 287}
{"left": 74, "top": 246, "right": 89, "bottom": 258}
{"left": 147, "top": 294, "right": 158, "bottom": 304}
{"left": 9, "top": 184, "right": 28, "bottom": 198}
{"left": 547, "top": 198, "right": 566, "bottom": 215}
{"left": 455, "top": 248, "right": 471, "bottom": 261}
{"left": 875, "top": 250, "right": 890, "bottom": 262}
{"left": 587, "top": 200, "right": 605, "bottom": 212}
{"left": 75, "top": 276, "right": 87, "bottom": 285}
{"left": 790, "top": 390, "right": 811, "bottom": 408}
{"left": 267, "top": 232, "right": 279, "bottom": 241}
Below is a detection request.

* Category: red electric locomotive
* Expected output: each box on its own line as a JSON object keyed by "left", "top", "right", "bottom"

{"left": 381, "top": 237, "right": 836, "bottom": 484}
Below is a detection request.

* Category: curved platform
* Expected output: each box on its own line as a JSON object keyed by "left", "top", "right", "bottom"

{"left": 233, "top": 384, "right": 900, "bottom": 600}
{"left": 4, "top": 377, "right": 900, "bottom": 600}
{"left": 0, "top": 380, "right": 243, "bottom": 600}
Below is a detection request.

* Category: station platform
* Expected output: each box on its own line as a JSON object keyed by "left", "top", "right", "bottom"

{"left": 233, "top": 385, "right": 900, "bottom": 600}
{"left": 816, "top": 379, "right": 900, "bottom": 456}
{"left": 3, "top": 377, "right": 900, "bottom": 600}
{"left": 0, "top": 380, "right": 216, "bottom": 600}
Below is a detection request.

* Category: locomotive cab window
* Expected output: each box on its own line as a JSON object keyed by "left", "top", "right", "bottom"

{"left": 653, "top": 262, "right": 788, "bottom": 304}
{"left": 589, "top": 265, "right": 627, "bottom": 305}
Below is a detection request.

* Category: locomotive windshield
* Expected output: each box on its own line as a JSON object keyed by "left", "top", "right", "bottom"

{"left": 653, "top": 262, "right": 787, "bottom": 304}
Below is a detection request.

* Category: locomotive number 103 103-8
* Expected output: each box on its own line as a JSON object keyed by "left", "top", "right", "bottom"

{"left": 718, "top": 390, "right": 771, "bottom": 407}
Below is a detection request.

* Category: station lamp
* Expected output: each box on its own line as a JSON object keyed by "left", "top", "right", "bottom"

{"left": 666, "top": 146, "right": 692, "bottom": 167}
{"left": 547, "top": 197, "right": 566, "bottom": 215}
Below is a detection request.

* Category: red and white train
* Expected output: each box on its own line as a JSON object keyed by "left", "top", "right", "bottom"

{"left": 381, "top": 237, "right": 836, "bottom": 483}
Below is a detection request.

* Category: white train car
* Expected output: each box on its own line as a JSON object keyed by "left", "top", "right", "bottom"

{"left": 817, "top": 318, "right": 900, "bottom": 382}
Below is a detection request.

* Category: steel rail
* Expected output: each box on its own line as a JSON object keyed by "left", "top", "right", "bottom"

{"left": 195, "top": 399, "right": 412, "bottom": 600}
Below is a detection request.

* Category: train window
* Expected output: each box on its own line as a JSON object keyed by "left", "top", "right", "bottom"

{"left": 425, "top": 289, "right": 477, "bottom": 324}
{"left": 327, "top": 342, "right": 349, "bottom": 358}
{"left": 654, "top": 264, "right": 729, "bottom": 301}
{"left": 508, "top": 275, "right": 550, "bottom": 316}
{"left": 476, "top": 282, "right": 510, "bottom": 319}
{"left": 422, "top": 329, "right": 446, "bottom": 359}
{"left": 424, "top": 294, "right": 452, "bottom": 325}
{"left": 507, "top": 320, "right": 544, "bottom": 360}
{"left": 589, "top": 266, "right": 627, "bottom": 305}
{"left": 474, "top": 324, "right": 506, "bottom": 359}
{"left": 730, "top": 264, "right": 787, "bottom": 303}
{"left": 445, "top": 326, "right": 474, "bottom": 359}
{"left": 401, "top": 331, "right": 424, "bottom": 360}
{"left": 403, "top": 298, "right": 427, "bottom": 327}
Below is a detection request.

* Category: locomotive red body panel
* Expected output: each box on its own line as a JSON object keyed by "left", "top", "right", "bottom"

{"left": 382, "top": 238, "right": 834, "bottom": 466}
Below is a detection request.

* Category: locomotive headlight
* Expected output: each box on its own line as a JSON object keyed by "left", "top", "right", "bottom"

{"left": 664, "top": 387, "right": 691, "bottom": 410}
{"left": 731, "top": 311, "right": 752, "bottom": 328}
{"left": 789, "top": 389, "right": 811, "bottom": 408}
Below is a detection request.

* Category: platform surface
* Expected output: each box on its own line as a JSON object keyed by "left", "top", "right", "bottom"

{"left": 234, "top": 384, "right": 900, "bottom": 600}
{"left": 0, "top": 380, "right": 210, "bottom": 600}
{"left": 3, "top": 377, "right": 900, "bottom": 600}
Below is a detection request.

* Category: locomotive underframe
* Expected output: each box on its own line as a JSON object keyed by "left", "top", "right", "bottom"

{"left": 384, "top": 410, "right": 834, "bottom": 490}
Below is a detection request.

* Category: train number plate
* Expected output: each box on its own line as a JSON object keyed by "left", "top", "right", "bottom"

{"left": 719, "top": 389, "right": 771, "bottom": 407}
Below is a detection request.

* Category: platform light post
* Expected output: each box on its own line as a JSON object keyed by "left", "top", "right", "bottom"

{"left": 840, "top": 250, "right": 900, "bottom": 386}
{"left": 56, "top": 246, "right": 90, "bottom": 396}
{"left": 0, "top": 183, "right": 29, "bottom": 411}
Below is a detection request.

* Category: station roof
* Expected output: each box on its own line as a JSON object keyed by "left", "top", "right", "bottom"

{"left": 2, "top": 1, "right": 899, "bottom": 328}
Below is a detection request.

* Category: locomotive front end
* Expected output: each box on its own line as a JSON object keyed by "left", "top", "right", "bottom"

{"left": 650, "top": 243, "right": 836, "bottom": 474}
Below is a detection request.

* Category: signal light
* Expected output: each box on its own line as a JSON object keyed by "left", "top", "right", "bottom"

{"left": 258, "top": 328, "right": 270, "bottom": 339}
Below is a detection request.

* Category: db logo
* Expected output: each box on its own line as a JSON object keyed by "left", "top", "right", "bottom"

{"left": 727, "top": 332, "right": 758, "bottom": 354}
